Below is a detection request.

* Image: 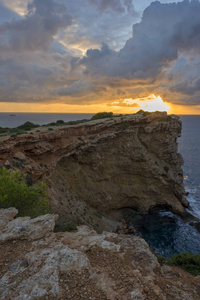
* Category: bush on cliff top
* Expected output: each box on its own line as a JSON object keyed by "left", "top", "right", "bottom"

{"left": 17, "top": 121, "right": 39, "bottom": 131}
{"left": 91, "top": 112, "right": 113, "bottom": 120}
{"left": 0, "top": 167, "right": 50, "bottom": 218}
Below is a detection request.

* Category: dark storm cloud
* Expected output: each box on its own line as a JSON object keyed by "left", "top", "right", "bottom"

{"left": 0, "top": 0, "right": 73, "bottom": 52}
{"left": 0, "top": 0, "right": 200, "bottom": 107}
{"left": 54, "top": 80, "right": 107, "bottom": 98}
{"left": 167, "top": 55, "right": 200, "bottom": 101}
{"left": 79, "top": 1, "right": 200, "bottom": 80}
{"left": 88, "top": 0, "right": 134, "bottom": 13}
{"left": 170, "top": 78, "right": 200, "bottom": 96}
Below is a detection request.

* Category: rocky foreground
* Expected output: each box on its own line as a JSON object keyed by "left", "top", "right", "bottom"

{"left": 0, "top": 208, "right": 200, "bottom": 300}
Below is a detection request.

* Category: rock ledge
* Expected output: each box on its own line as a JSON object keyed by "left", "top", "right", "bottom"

{"left": 0, "top": 208, "right": 199, "bottom": 300}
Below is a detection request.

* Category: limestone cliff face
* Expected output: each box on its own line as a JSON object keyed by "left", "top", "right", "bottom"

{"left": 48, "top": 111, "right": 188, "bottom": 222}
{"left": 0, "top": 111, "right": 188, "bottom": 227}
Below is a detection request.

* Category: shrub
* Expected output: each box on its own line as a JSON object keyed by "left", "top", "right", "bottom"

{"left": 136, "top": 110, "right": 151, "bottom": 116}
{"left": 91, "top": 112, "right": 113, "bottom": 120}
{"left": 169, "top": 253, "right": 200, "bottom": 276}
{"left": 0, "top": 167, "right": 50, "bottom": 218}
{"left": 117, "top": 122, "right": 129, "bottom": 131}
{"left": 56, "top": 120, "right": 65, "bottom": 125}
{"left": 155, "top": 254, "right": 169, "bottom": 265}
{"left": 164, "top": 166, "right": 169, "bottom": 173}
{"left": 65, "top": 119, "right": 89, "bottom": 126}
{"left": 89, "top": 136, "right": 95, "bottom": 140}
{"left": 93, "top": 211, "right": 102, "bottom": 219}
{"left": 12, "top": 161, "right": 23, "bottom": 167}
{"left": 54, "top": 219, "right": 77, "bottom": 232}
{"left": 0, "top": 127, "right": 8, "bottom": 134}
{"left": 155, "top": 252, "right": 200, "bottom": 276}
{"left": 17, "top": 121, "right": 39, "bottom": 131}
{"left": 10, "top": 134, "right": 18, "bottom": 138}
{"left": 46, "top": 122, "right": 56, "bottom": 126}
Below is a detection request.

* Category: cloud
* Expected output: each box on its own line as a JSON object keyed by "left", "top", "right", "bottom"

{"left": 0, "top": 0, "right": 200, "bottom": 108}
{"left": 0, "top": 2, "right": 19, "bottom": 24}
{"left": 54, "top": 80, "right": 107, "bottom": 99}
{"left": 166, "top": 55, "right": 200, "bottom": 105}
{"left": 0, "top": 0, "right": 73, "bottom": 52}
{"left": 87, "top": 0, "right": 135, "bottom": 13}
{"left": 79, "top": 1, "right": 200, "bottom": 81}
{"left": 170, "top": 78, "right": 200, "bottom": 96}
{"left": 54, "top": 0, "right": 197, "bottom": 106}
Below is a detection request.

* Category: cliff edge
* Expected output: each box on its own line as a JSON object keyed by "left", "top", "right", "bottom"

{"left": 0, "top": 111, "right": 188, "bottom": 229}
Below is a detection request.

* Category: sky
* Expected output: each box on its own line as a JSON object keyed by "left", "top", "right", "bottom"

{"left": 0, "top": 0, "right": 200, "bottom": 114}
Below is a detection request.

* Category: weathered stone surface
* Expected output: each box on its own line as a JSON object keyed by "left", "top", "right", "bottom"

{"left": 47, "top": 112, "right": 188, "bottom": 227}
{"left": 0, "top": 213, "right": 58, "bottom": 243}
{"left": 0, "top": 207, "right": 18, "bottom": 230}
{"left": 0, "top": 245, "right": 90, "bottom": 299}
{"left": 0, "top": 209, "right": 200, "bottom": 300}
{"left": 13, "top": 151, "right": 27, "bottom": 161}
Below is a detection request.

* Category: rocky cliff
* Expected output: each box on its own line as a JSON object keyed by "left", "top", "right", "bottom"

{"left": 0, "top": 111, "right": 188, "bottom": 230}
{"left": 0, "top": 208, "right": 199, "bottom": 300}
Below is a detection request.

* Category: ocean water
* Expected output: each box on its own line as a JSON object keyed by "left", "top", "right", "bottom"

{"left": 179, "top": 115, "right": 200, "bottom": 219}
{"left": 1, "top": 113, "right": 200, "bottom": 257}
{"left": 129, "top": 115, "right": 200, "bottom": 257}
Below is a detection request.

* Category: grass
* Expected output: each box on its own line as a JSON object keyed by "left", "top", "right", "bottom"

{"left": 156, "top": 252, "right": 200, "bottom": 276}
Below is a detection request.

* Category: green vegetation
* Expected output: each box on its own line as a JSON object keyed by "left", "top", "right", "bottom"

{"left": 169, "top": 253, "right": 200, "bottom": 276}
{"left": 0, "top": 112, "right": 131, "bottom": 137}
{"left": 93, "top": 211, "right": 103, "bottom": 219}
{"left": 156, "top": 252, "right": 200, "bottom": 276}
{"left": 0, "top": 127, "right": 8, "bottom": 134}
{"left": 0, "top": 121, "right": 40, "bottom": 137}
{"left": 0, "top": 167, "right": 50, "bottom": 218}
{"left": 91, "top": 112, "right": 113, "bottom": 120}
{"left": 89, "top": 136, "right": 95, "bottom": 140}
{"left": 46, "top": 118, "right": 89, "bottom": 127}
{"left": 17, "top": 121, "right": 39, "bottom": 131}
{"left": 56, "top": 120, "right": 65, "bottom": 125}
{"left": 136, "top": 110, "right": 151, "bottom": 116}
{"left": 54, "top": 218, "right": 77, "bottom": 232}
{"left": 117, "top": 122, "right": 129, "bottom": 131}
{"left": 164, "top": 166, "right": 169, "bottom": 173}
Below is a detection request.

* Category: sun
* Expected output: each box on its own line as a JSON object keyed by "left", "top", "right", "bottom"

{"left": 123, "top": 94, "right": 170, "bottom": 113}
{"left": 138, "top": 95, "right": 170, "bottom": 112}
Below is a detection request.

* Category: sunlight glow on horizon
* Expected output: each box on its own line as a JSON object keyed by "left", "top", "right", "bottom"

{"left": 0, "top": 96, "right": 200, "bottom": 115}
{"left": 123, "top": 94, "right": 170, "bottom": 113}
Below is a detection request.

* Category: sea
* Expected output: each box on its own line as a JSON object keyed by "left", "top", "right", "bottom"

{"left": 0, "top": 113, "right": 200, "bottom": 257}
